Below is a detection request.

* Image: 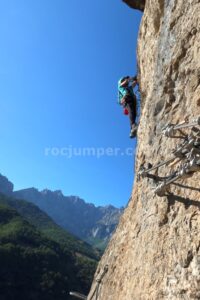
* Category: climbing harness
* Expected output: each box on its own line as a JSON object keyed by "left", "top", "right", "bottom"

{"left": 138, "top": 116, "right": 200, "bottom": 197}
{"left": 88, "top": 265, "right": 109, "bottom": 300}
{"left": 69, "top": 265, "right": 109, "bottom": 300}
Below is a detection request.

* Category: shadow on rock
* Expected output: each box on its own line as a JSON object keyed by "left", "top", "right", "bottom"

{"left": 166, "top": 193, "right": 200, "bottom": 209}
{"left": 172, "top": 182, "right": 200, "bottom": 192}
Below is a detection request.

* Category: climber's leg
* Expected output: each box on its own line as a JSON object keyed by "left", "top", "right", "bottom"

{"left": 125, "top": 96, "right": 137, "bottom": 138}
{"left": 125, "top": 96, "right": 137, "bottom": 125}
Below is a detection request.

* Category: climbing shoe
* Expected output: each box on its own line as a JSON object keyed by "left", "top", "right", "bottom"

{"left": 130, "top": 124, "right": 138, "bottom": 138}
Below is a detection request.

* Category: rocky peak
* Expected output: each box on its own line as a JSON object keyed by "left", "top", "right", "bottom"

{"left": 41, "top": 189, "right": 64, "bottom": 198}
{"left": 69, "top": 196, "right": 86, "bottom": 206}
{"left": 0, "top": 174, "right": 14, "bottom": 196}
{"left": 12, "top": 184, "right": 123, "bottom": 248}
{"left": 14, "top": 187, "right": 40, "bottom": 198}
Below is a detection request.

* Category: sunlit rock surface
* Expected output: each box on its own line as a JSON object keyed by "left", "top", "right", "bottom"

{"left": 88, "top": 0, "right": 200, "bottom": 299}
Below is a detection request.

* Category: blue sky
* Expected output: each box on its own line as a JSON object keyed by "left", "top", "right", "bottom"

{"left": 0, "top": 0, "right": 142, "bottom": 208}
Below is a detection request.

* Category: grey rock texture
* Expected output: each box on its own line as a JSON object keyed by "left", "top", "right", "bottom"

{"left": 88, "top": 0, "right": 200, "bottom": 299}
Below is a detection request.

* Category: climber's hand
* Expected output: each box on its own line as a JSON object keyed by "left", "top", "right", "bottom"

{"left": 132, "top": 80, "right": 137, "bottom": 88}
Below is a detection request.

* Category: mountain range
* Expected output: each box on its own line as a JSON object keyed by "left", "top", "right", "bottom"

{"left": 0, "top": 174, "right": 123, "bottom": 249}
{"left": 0, "top": 173, "right": 123, "bottom": 298}
{"left": 0, "top": 193, "right": 99, "bottom": 299}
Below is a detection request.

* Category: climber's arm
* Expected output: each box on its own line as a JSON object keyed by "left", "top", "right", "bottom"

{"left": 129, "top": 76, "right": 138, "bottom": 88}
{"left": 120, "top": 78, "right": 129, "bottom": 87}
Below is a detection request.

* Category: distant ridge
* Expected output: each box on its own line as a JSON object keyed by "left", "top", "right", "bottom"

{"left": 0, "top": 193, "right": 99, "bottom": 299}
{"left": 14, "top": 188, "right": 123, "bottom": 249}
{"left": 0, "top": 174, "right": 123, "bottom": 249}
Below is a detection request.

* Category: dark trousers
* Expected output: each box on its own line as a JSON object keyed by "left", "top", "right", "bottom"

{"left": 124, "top": 95, "right": 137, "bottom": 127}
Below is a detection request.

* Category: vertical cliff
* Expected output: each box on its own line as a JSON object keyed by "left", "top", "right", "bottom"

{"left": 88, "top": 0, "right": 200, "bottom": 299}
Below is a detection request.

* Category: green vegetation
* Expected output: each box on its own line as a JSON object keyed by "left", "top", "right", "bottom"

{"left": 0, "top": 194, "right": 100, "bottom": 300}
{"left": 0, "top": 195, "right": 101, "bottom": 260}
{"left": 86, "top": 236, "right": 108, "bottom": 251}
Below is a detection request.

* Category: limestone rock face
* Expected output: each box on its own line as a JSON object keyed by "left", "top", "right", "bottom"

{"left": 88, "top": 0, "right": 200, "bottom": 299}
{"left": 123, "top": 0, "right": 146, "bottom": 11}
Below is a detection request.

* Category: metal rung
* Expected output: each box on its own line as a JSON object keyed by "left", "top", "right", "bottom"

{"left": 162, "top": 116, "right": 200, "bottom": 138}
{"left": 70, "top": 292, "right": 87, "bottom": 300}
{"left": 139, "top": 136, "right": 200, "bottom": 179}
{"left": 188, "top": 158, "right": 200, "bottom": 172}
{"left": 139, "top": 157, "right": 176, "bottom": 177}
{"left": 154, "top": 174, "right": 181, "bottom": 196}
{"left": 154, "top": 158, "right": 200, "bottom": 197}
{"left": 174, "top": 121, "right": 198, "bottom": 130}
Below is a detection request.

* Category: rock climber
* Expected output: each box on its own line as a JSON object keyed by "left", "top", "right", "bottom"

{"left": 118, "top": 75, "right": 138, "bottom": 138}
